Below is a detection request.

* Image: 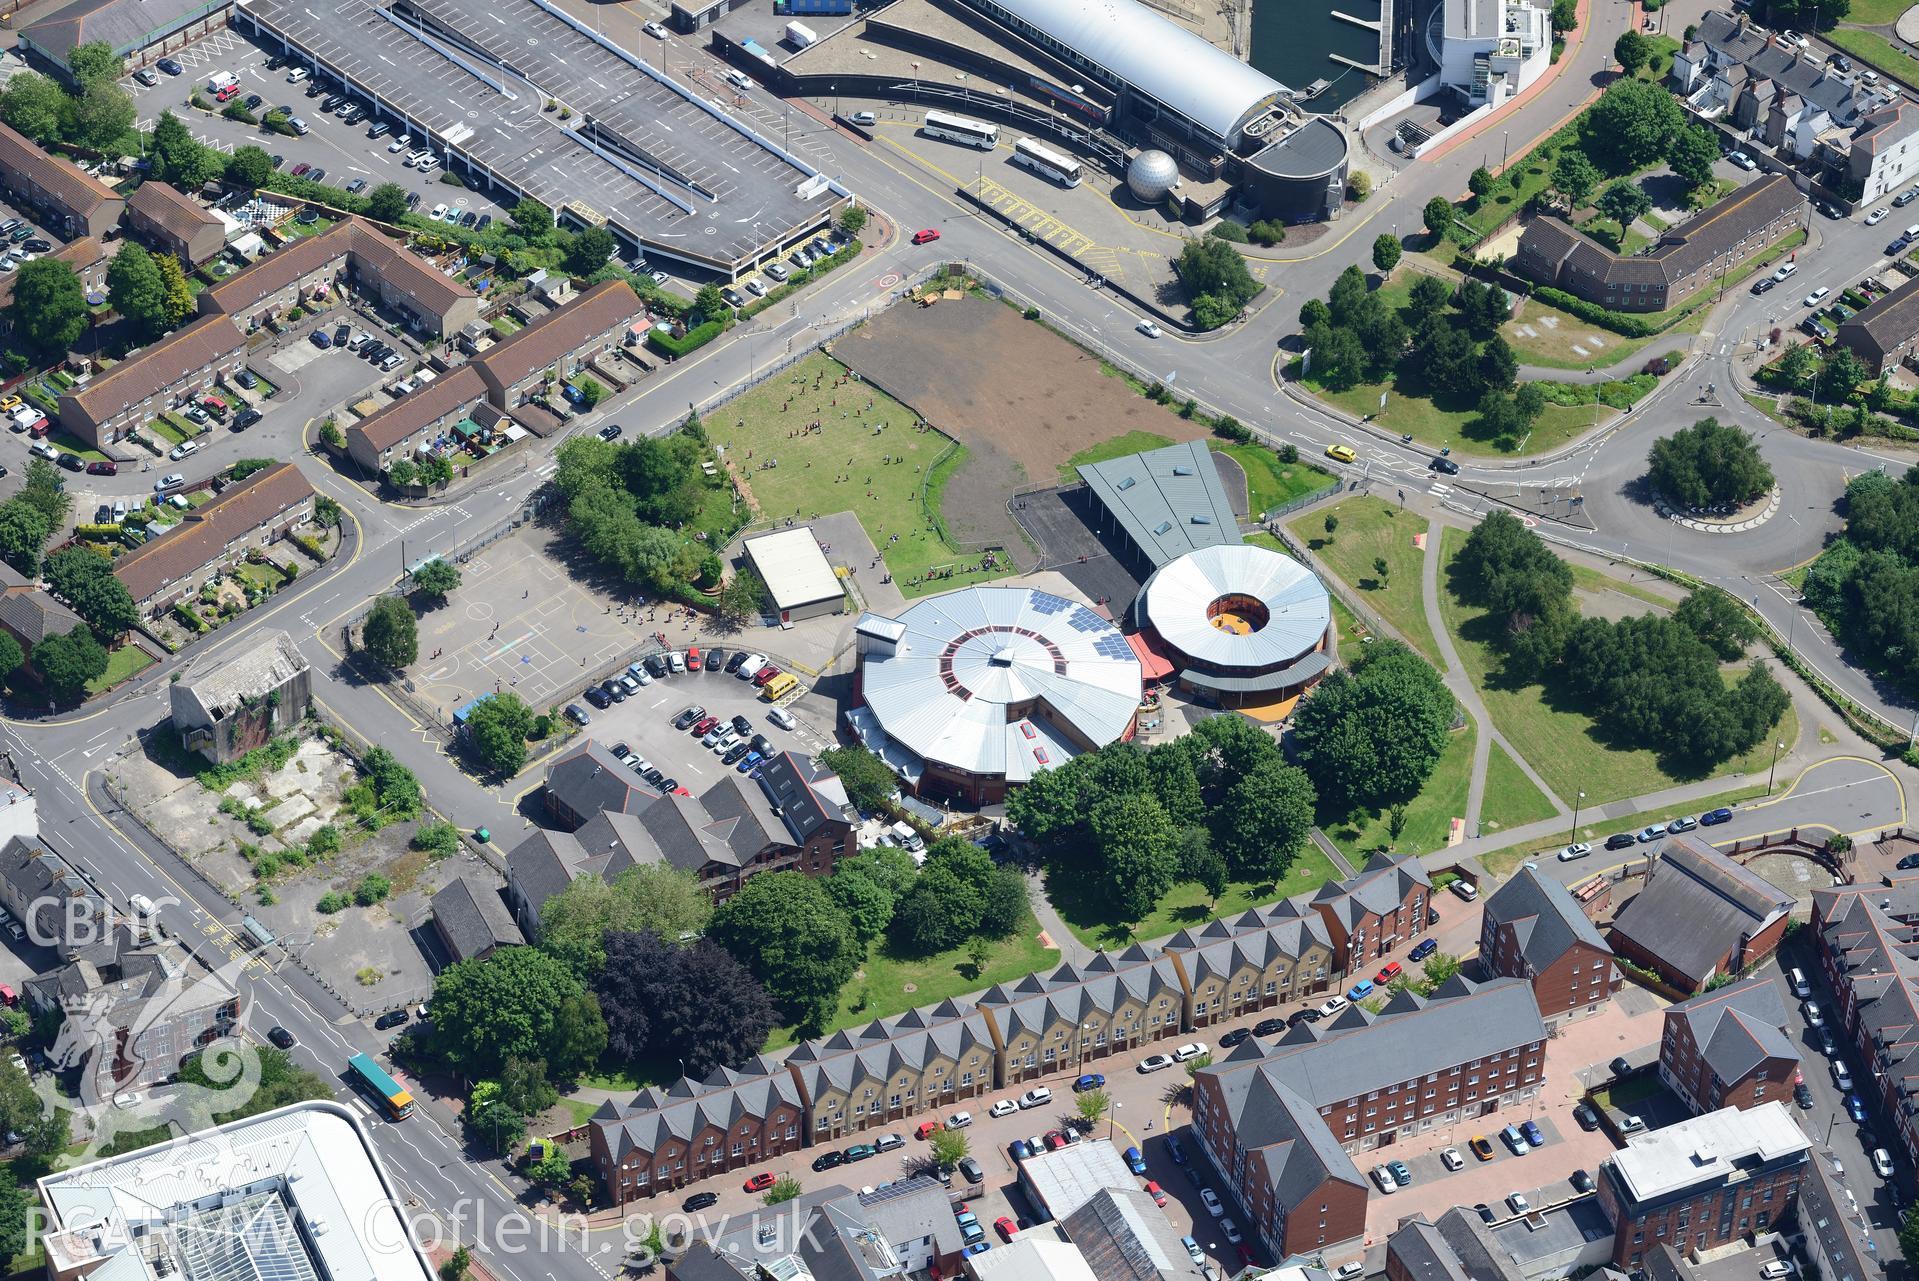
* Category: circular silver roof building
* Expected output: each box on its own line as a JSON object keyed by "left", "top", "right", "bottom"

{"left": 850, "top": 586, "right": 1141, "bottom": 803}
{"left": 1127, "top": 150, "right": 1180, "bottom": 202}
{"left": 1137, "top": 544, "right": 1332, "bottom": 703}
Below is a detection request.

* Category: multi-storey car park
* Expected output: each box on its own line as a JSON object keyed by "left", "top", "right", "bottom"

{"left": 231, "top": 0, "right": 848, "bottom": 277}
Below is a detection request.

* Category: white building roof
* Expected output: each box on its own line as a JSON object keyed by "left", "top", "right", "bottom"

{"left": 744, "top": 527, "right": 843, "bottom": 611}
{"left": 1139, "top": 544, "right": 1330, "bottom": 670}
{"left": 40, "top": 1102, "right": 435, "bottom": 1281}
{"left": 967, "top": 1232, "right": 1098, "bottom": 1280}
{"left": 857, "top": 587, "right": 1140, "bottom": 781}
{"left": 1609, "top": 1102, "right": 1808, "bottom": 1203}
{"left": 1019, "top": 1139, "right": 1139, "bottom": 1221}
{"left": 984, "top": 0, "right": 1285, "bottom": 141}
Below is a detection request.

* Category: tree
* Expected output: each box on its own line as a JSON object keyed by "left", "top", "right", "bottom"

{"left": 431, "top": 947, "right": 604, "bottom": 1078}
{"left": 466, "top": 1081, "right": 526, "bottom": 1154}
{"left": 595, "top": 931, "right": 776, "bottom": 1077}
{"left": 360, "top": 595, "right": 418, "bottom": 669}
{"left": 1422, "top": 195, "right": 1454, "bottom": 237}
{"left": 227, "top": 145, "right": 273, "bottom": 190}
{"left": 1551, "top": 149, "right": 1601, "bottom": 208}
{"left": 1422, "top": 951, "right": 1462, "bottom": 987}
{"left": 825, "top": 861, "right": 898, "bottom": 946}
{"left": 1613, "top": 29, "right": 1652, "bottom": 73}
{"left": 465, "top": 690, "right": 534, "bottom": 776}
{"left": 1596, "top": 180, "right": 1652, "bottom": 229}
{"left": 928, "top": 1126, "right": 969, "bottom": 1168}
{"left": 0, "top": 500, "right": 48, "bottom": 579}
{"left": 364, "top": 181, "right": 412, "bottom": 224}
{"left": 564, "top": 226, "right": 617, "bottom": 276}
{"left": 1323, "top": 513, "right": 1339, "bottom": 541}
{"left": 1823, "top": 345, "right": 1871, "bottom": 401}
{"left": 1582, "top": 80, "right": 1685, "bottom": 172}
{"left": 409, "top": 557, "right": 461, "bottom": 601}
{"left": 837, "top": 205, "right": 868, "bottom": 239}
{"left": 1178, "top": 828, "right": 1228, "bottom": 902}
{"left": 1088, "top": 793, "right": 1177, "bottom": 925}
{"left": 818, "top": 745, "right": 897, "bottom": 813}
{"left": 0, "top": 1179, "right": 28, "bottom": 1265}
{"left": 151, "top": 113, "right": 223, "bottom": 189}
{"left": 1371, "top": 234, "right": 1402, "bottom": 273}
{"left": 43, "top": 547, "right": 136, "bottom": 636}
{"left": 153, "top": 252, "right": 194, "bottom": 330}
{"left": 1669, "top": 125, "right": 1720, "bottom": 189}
{"left": 526, "top": 1145, "right": 572, "bottom": 1184}
{"left": 0, "top": 72, "right": 67, "bottom": 142}
{"left": 1647, "top": 417, "right": 1774, "bottom": 507}
{"left": 511, "top": 199, "right": 554, "bottom": 238}
{"left": 892, "top": 862, "right": 983, "bottom": 955}
{"left": 1479, "top": 336, "right": 1519, "bottom": 392}
{"left": 1215, "top": 759, "right": 1316, "bottom": 881}
{"left": 1551, "top": 0, "right": 1577, "bottom": 31}
{"left": 107, "top": 242, "right": 170, "bottom": 338}
{"left": 7, "top": 258, "right": 88, "bottom": 359}
{"left": 1175, "top": 237, "right": 1260, "bottom": 327}
{"left": 68, "top": 83, "right": 133, "bottom": 150}
{"left": 707, "top": 871, "right": 861, "bottom": 1030}
{"left": 440, "top": 1247, "right": 472, "bottom": 1281}
{"left": 694, "top": 284, "right": 730, "bottom": 321}
{"left": 1674, "top": 589, "right": 1761, "bottom": 660}
{"left": 1899, "top": 1203, "right": 1919, "bottom": 1272}
{"left": 33, "top": 626, "right": 106, "bottom": 704}
{"left": 764, "top": 1177, "right": 802, "bottom": 1206}
{"left": 539, "top": 864, "right": 711, "bottom": 974}
{"left": 1468, "top": 167, "right": 1496, "bottom": 203}
{"left": 1075, "top": 1088, "right": 1110, "bottom": 1127}
{"left": 1291, "top": 639, "right": 1458, "bottom": 810}
{"left": 717, "top": 567, "right": 769, "bottom": 627}
{"left": 418, "top": 453, "right": 454, "bottom": 488}
{"left": 66, "top": 41, "right": 121, "bottom": 87}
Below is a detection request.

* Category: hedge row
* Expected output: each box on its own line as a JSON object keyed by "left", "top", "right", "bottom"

{"left": 1530, "top": 285, "right": 1668, "bottom": 338}
{"left": 648, "top": 318, "right": 725, "bottom": 359}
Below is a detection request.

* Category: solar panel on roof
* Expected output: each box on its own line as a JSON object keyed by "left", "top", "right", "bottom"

{"left": 1028, "top": 592, "right": 1071, "bottom": 615}
{"left": 1068, "top": 608, "right": 1107, "bottom": 632}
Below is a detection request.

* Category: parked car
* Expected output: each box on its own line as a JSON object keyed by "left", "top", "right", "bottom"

{"left": 1409, "top": 938, "right": 1438, "bottom": 962}
{"left": 1557, "top": 842, "right": 1592, "bottom": 861}
{"left": 1440, "top": 1146, "right": 1465, "bottom": 1170}
{"left": 1137, "top": 1054, "right": 1174, "bottom": 1073}
{"left": 742, "top": 1172, "right": 776, "bottom": 1193}
{"left": 1873, "top": 1148, "right": 1896, "bottom": 1179}
{"left": 1172, "top": 1042, "right": 1208, "bottom": 1062}
{"left": 1520, "top": 1119, "right": 1545, "bottom": 1148}
{"left": 1199, "top": 1189, "right": 1223, "bottom": 1217}
{"left": 373, "top": 1009, "right": 408, "bottom": 1030}
{"left": 1469, "top": 1135, "right": 1495, "bottom": 1161}
{"left": 1500, "top": 1125, "right": 1529, "bottom": 1155}
{"left": 1372, "top": 1165, "right": 1399, "bottom": 1194}
{"left": 1017, "top": 1087, "right": 1052, "bottom": 1109}
{"left": 1387, "top": 1160, "right": 1412, "bottom": 1187}
{"left": 1318, "top": 995, "right": 1350, "bottom": 1018}
{"left": 1605, "top": 831, "right": 1637, "bottom": 850}
{"left": 1570, "top": 1168, "right": 1595, "bottom": 1193}
{"left": 1507, "top": 1192, "right": 1530, "bottom": 1214}
{"left": 1573, "top": 1102, "right": 1600, "bottom": 1130}
{"left": 1073, "top": 1073, "right": 1105, "bottom": 1092}
{"left": 1867, "top": 207, "right": 1892, "bottom": 225}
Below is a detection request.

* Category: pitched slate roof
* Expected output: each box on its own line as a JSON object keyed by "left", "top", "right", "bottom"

{"left": 1838, "top": 269, "right": 1919, "bottom": 364}
{"left": 346, "top": 364, "right": 486, "bottom": 452}
{"left": 429, "top": 875, "right": 525, "bottom": 963}
{"left": 112, "top": 462, "right": 312, "bottom": 605}
{"left": 126, "top": 181, "right": 222, "bottom": 246}
{"left": 754, "top": 751, "right": 852, "bottom": 844}
{"left": 0, "top": 120, "right": 120, "bottom": 219}
{"left": 785, "top": 999, "right": 996, "bottom": 1100}
{"left": 1611, "top": 834, "right": 1794, "bottom": 984}
{"left": 19, "top": 0, "right": 223, "bottom": 64}
{"left": 1162, "top": 897, "right": 1334, "bottom": 988}
{"left": 1309, "top": 851, "right": 1431, "bottom": 930}
{"left": 1694, "top": 10, "right": 1882, "bottom": 123}
{"left": 1202, "top": 1066, "right": 1363, "bottom": 1209}
{"left": 503, "top": 827, "right": 581, "bottom": 932}
{"left": 543, "top": 739, "right": 650, "bottom": 821}
{"left": 598, "top": 1060, "right": 805, "bottom": 1162}
{"left": 0, "top": 833, "right": 107, "bottom": 948}
{"left": 471, "top": 279, "right": 640, "bottom": 397}
{"left": 1388, "top": 1218, "right": 1474, "bottom": 1281}
{"left": 1664, "top": 974, "right": 1798, "bottom": 1087}
{"left": 1815, "top": 890, "right": 1919, "bottom": 1124}
{"left": 199, "top": 218, "right": 474, "bottom": 318}
{"left": 977, "top": 949, "right": 1184, "bottom": 1043}
{"left": 1482, "top": 865, "right": 1612, "bottom": 974}
{"left": 65, "top": 314, "right": 246, "bottom": 421}
{"left": 0, "top": 559, "right": 82, "bottom": 647}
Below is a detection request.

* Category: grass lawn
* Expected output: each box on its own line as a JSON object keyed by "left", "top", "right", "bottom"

{"left": 716, "top": 352, "right": 1011, "bottom": 598}
{"left": 234, "top": 561, "right": 285, "bottom": 593}
{"left": 1053, "top": 846, "right": 1340, "bottom": 952}
{"left": 50, "top": 432, "right": 107, "bottom": 462}
{"left": 1846, "top": 0, "right": 1912, "bottom": 20}
{"left": 1301, "top": 366, "right": 1614, "bottom": 458}
{"left": 1217, "top": 443, "right": 1337, "bottom": 517}
{"left": 764, "top": 918, "right": 1061, "bottom": 1052}
{"left": 86, "top": 644, "right": 154, "bottom": 696}
{"left": 1322, "top": 720, "right": 1475, "bottom": 860}
{"left": 1059, "top": 430, "right": 1174, "bottom": 482}
{"left": 1826, "top": 27, "right": 1919, "bottom": 84}
{"left": 1632, "top": 34, "right": 1683, "bottom": 80}
{"left": 1480, "top": 741, "right": 1560, "bottom": 833}
{"left": 1437, "top": 528, "right": 1799, "bottom": 808}
{"left": 1505, "top": 294, "right": 1703, "bottom": 371}
{"left": 1287, "top": 496, "right": 1437, "bottom": 661}
{"left": 1567, "top": 561, "right": 1678, "bottom": 611}
{"left": 1781, "top": 564, "right": 1810, "bottom": 592}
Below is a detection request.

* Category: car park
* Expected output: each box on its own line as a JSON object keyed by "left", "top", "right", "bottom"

{"left": 1507, "top": 1192, "right": 1529, "bottom": 1214}
{"left": 159, "top": 57, "right": 184, "bottom": 75}
{"left": 1500, "top": 1125, "right": 1529, "bottom": 1154}
{"left": 1372, "top": 1165, "right": 1398, "bottom": 1193}
{"left": 134, "top": 67, "right": 160, "bottom": 85}
{"left": 1520, "top": 1119, "right": 1545, "bottom": 1148}
{"left": 1573, "top": 1102, "right": 1600, "bottom": 1130}
{"left": 1570, "top": 1168, "right": 1595, "bottom": 1193}
{"left": 1440, "top": 1146, "right": 1464, "bottom": 1171}
{"left": 1470, "top": 1135, "right": 1495, "bottom": 1160}
{"left": 1387, "top": 1160, "right": 1412, "bottom": 1187}
{"left": 563, "top": 704, "right": 589, "bottom": 726}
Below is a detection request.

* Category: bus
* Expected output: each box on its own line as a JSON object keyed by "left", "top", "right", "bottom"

{"left": 1012, "top": 138, "right": 1081, "bottom": 187}
{"left": 921, "top": 110, "right": 999, "bottom": 149}
{"left": 761, "top": 671, "right": 799, "bottom": 702}
{"left": 347, "top": 1052, "right": 414, "bottom": 1120}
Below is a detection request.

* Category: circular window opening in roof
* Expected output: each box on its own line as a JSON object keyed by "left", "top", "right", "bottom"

{"left": 1206, "top": 593, "right": 1269, "bottom": 636}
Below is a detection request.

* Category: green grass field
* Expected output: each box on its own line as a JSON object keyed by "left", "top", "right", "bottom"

{"left": 86, "top": 645, "right": 154, "bottom": 696}
{"left": 1436, "top": 528, "right": 1798, "bottom": 807}
{"left": 1218, "top": 444, "right": 1337, "bottom": 516}
{"left": 1825, "top": 27, "right": 1918, "bottom": 84}
{"left": 1060, "top": 430, "right": 1175, "bottom": 482}
{"left": 1480, "top": 741, "right": 1560, "bottom": 833}
{"left": 1288, "top": 497, "right": 1437, "bottom": 661}
{"left": 1322, "top": 720, "right": 1475, "bottom": 860}
{"left": 1567, "top": 561, "right": 1678, "bottom": 612}
{"left": 1053, "top": 845, "right": 1340, "bottom": 952}
{"left": 1844, "top": 0, "right": 1911, "bottom": 22}
{"left": 714, "top": 352, "right": 1011, "bottom": 597}
{"left": 1504, "top": 295, "right": 1704, "bottom": 371}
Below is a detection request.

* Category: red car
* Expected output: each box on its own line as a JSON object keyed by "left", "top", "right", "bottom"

{"left": 85, "top": 460, "right": 117, "bottom": 475}
{"left": 743, "top": 1172, "right": 776, "bottom": 1193}
{"left": 994, "top": 1217, "right": 1017, "bottom": 1242}
{"left": 1375, "top": 961, "right": 1402, "bottom": 985}
{"left": 691, "top": 716, "right": 718, "bottom": 736}
{"left": 916, "top": 1120, "right": 944, "bottom": 1140}
{"left": 1143, "top": 1180, "right": 1168, "bottom": 1207}
{"left": 290, "top": 162, "right": 312, "bottom": 177}
{"left": 911, "top": 228, "right": 941, "bottom": 245}
{"left": 1044, "top": 1131, "right": 1068, "bottom": 1151}
{"left": 752, "top": 665, "right": 782, "bottom": 687}
{"left": 687, "top": 646, "right": 703, "bottom": 671}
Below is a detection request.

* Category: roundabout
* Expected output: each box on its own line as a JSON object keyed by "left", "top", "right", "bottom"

{"left": 1651, "top": 486, "right": 1782, "bottom": 534}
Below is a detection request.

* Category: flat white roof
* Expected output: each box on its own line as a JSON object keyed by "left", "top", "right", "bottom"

{"left": 1140, "top": 544, "right": 1330, "bottom": 669}
{"left": 1020, "top": 1139, "right": 1138, "bottom": 1221}
{"left": 40, "top": 1101, "right": 435, "bottom": 1281}
{"left": 1610, "top": 1102, "right": 1808, "bottom": 1203}
{"left": 744, "top": 527, "right": 843, "bottom": 610}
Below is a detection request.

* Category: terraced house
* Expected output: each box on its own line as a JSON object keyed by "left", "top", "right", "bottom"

{"left": 1192, "top": 976, "right": 1547, "bottom": 1259}
{"left": 0, "top": 120, "right": 122, "bottom": 238}
{"left": 1309, "top": 852, "right": 1434, "bottom": 969}
{"left": 1479, "top": 865, "right": 1622, "bottom": 1028}
{"left": 591, "top": 1057, "right": 807, "bottom": 1201}
{"left": 58, "top": 315, "right": 246, "bottom": 449}
{"left": 124, "top": 180, "right": 225, "bottom": 267}
{"left": 1162, "top": 899, "right": 1338, "bottom": 1027}
{"left": 110, "top": 462, "right": 315, "bottom": 616}
{"left": 978, "top": 951, "right": 1187, "bottom": 1084}
{"left": 1810, "top": 876, "right": 1919, "bottom": 1172}
{"left": 786, "top": 1002, "right": 998, "bottom": 1142}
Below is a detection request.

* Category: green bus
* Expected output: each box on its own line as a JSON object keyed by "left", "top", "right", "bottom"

{"left": 347, "top": 1052, "right": 413, "bottom": 1120}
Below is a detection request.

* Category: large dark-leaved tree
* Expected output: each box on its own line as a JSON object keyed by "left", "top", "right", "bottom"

{"left": 33, "top": 625, "right": 106, "bottom": 705}
{"left": 596, "top": 931, "right": 775, "bottom": 1078}
{"left": 1293, "top": 641, "right": 1455, "bottom": 815}
{"left": 1648, "top": 417, "right": 1775, "bottom": 508}
{"left": 43, "top": 547, "right": 137, "bottom": 637}
{"left": 707, "top": 871, "right": 860, "bottom": 1032}
{"left": 430, "top": 947, "right": 605, "bottom": 1081}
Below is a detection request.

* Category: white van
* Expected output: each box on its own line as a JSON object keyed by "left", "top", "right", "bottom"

{"left": 1790, "top": 967, "right": 1811, "bottom": 997}
{"left": 287, "top": 67, "right": 310, "bottom": 83}
{"left": 207, "top": 72, "right": 238, "bottom": 91}
{"left": 128, "top": 893, "right": 156, "bottom": 919}
{"left": 889, "top": 820, "right": 925, "bottom": 854}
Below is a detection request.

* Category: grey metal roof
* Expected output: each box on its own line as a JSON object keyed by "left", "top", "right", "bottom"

{"left": 1058, "top": 1186, "right": 1188, "bottom": 1281}
{"left": 1388, "top": 1219, "right": 1472, "bottom": 1281}
{"left": 1077, "top": 439, "right": 1241, "bottom": 568}
{"left": 967, "top": 0, "right": 1284, "bottom": 142}
{"left": 20, "top": 0, "right": 226, "bottom": 61}
{"left": 1482, "top": 866, "right": 1612, "bottom": 975}
{"left": 856, "top": 587, "right": 1140, "bottom": 782}
{"left": 1610, "top": 835, "right": 1794, "bottom": 985}
{"left": 1172, "top": 649, "right": 1330, "bottom": 693}
{"left": 1250, "top": 117, "right": 1351, "bottom": 180}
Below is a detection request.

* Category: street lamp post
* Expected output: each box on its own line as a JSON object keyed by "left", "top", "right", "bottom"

{"left": 1570, "top": 790, "right": 1585, "bottom": 843}
{"left": 1767, "top": 739, "right": 1786, "bottom": 794}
